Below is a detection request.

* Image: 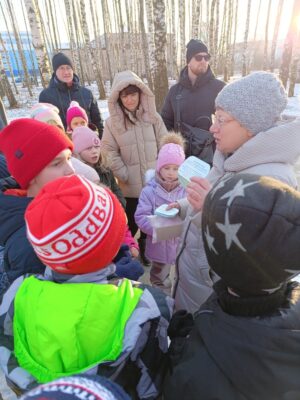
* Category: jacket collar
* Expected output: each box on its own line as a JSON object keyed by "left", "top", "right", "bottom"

{"left": 179, "top": 65, "right": 216, "bottom": 90}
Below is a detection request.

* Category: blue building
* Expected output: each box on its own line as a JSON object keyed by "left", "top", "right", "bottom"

{"left": 1, "top": 31, "right": 39, "bottom": 77}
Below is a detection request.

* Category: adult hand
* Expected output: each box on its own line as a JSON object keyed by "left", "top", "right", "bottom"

{"left": 186, "top": 177, "right": 211, "bottom": 212}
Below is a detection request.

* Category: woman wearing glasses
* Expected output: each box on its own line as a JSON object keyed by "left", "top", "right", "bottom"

{"left": 171, "top": 71, "right": 300, "bottom": 314}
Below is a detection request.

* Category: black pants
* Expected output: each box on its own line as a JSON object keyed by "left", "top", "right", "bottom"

{"left": 125, "top": 197, "right": 146, "bottom": 240}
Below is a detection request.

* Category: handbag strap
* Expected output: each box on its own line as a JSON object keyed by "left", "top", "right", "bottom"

{"left": 175, "top": 85, "right": 183, "bottom": 132}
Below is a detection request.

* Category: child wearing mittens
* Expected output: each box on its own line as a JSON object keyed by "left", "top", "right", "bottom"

{"left": 135, "top": 133, "right": 186, "bottom": 294}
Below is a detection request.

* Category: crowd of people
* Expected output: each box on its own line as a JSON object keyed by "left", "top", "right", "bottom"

{"left": 0, "top": 39, "right": 300, "bottom": 400}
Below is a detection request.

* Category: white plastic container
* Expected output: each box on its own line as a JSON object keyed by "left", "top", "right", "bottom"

{"left": 154, "top": 204, "right": 179, "bottom": 218}
{"left": 178, "top": 156, "right": 211, "bottom": 188}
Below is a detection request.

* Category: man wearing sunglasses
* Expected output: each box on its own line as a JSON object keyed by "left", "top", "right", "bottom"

{"left": 161, "top": 39, "right": 225, "bottom": 160}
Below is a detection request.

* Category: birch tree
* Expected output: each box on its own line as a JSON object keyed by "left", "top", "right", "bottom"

{"left": 269, "top": 0, "right": 284, "bottom": 72}
{"left": 0, "top": 32, "right": 19, "bottom": 94}
{"left": 145, "top": 0, "right": 157, "bottom": 78}
{"left": 279, "top": 0, "right": 300, "bottom": 88}
{"left": 262, "top": 0, "right": 272, "bottom": 70}
{"left": 6, "top": 0, "right": 33, "bottom": 96}
{"left": 153, "top": 0, "right": 168, "bottom": 111}
{"left": 242, "top": 0, "right": 251, "bottom": 76}
{"left": 179, "top": 0, "right": 186, "bottom": 69}
{"left": 139, "top": 0, "right": 154, "bottom": 90}
{"left": 230, "top": 0, "right": 238, "bottom": 76}
{"left": 24, "top": 0, "right": 51, "bottom": 87}
{"left": 0, "top": 52, "right": 18, "bottom": 108}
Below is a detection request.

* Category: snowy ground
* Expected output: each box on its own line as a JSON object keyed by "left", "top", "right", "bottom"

{"left": 1, "top": 78, "right": 300, "bottom": 399}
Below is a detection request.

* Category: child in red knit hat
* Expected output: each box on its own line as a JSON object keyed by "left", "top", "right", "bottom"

{"left": 72, "top": 126, "right": 140, "bottom": 259}
{"left": 0, "top": 119, "right": 75, "bottom": 295}
{"left": 0, "top": 175, "right": 173, "bottom": 399}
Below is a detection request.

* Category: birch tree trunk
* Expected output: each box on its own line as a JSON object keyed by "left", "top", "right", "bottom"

{"left": 6, "top": 0, "right": 33, "bottom": 96}
{"left": 279, "top": 0, "right": 300, "bottom": 88}
{"left": 269, "top": 0, "right": 284, "bottom": 72}
{"left": 224, "top": 0, "right": 233, "bottom": 81}
{"left": 0, "top": 32, "right": 19, "bottom": 94}
{"left": 79, "top": 0, "right": 105, "bottom": 98}
{"left": 208, "top": 0, "right": 216, "bottom": 58}
{"left": 179, "top": 0, "right": 186, "bottom": 69}
{"left": 64, "top": 0, "right": 80, "bottom": 76}
{"left": 0, "top": 52, "right": 18, "bottom": 108}
{"left": 21, "top": 0, "right": 38, "bottom": 86}
{"left": 153, "top": 0, "right": 168, "bottom": 111}
{"left": 101, "top": 0, "right": 113, "bottom": 83}
{"left": 171, "top": 0, "right": 178, "bottom": 77}
{"left": 24, "top": 0, "right": 52, "bottom": 87}
{"left": 145, "top": 0, "right": 157, "bottom": 79}
{"left": 230, "top": 0, "right": 238, "bottom": 76}
{"left": 242, "top": 0, "right": 251, "bottom": 76}
{"left": 192, "top": 0, "right": 201, "bottom": 39}
{"left": 139, "top": 0, "right": 154, "bottom": 90}
{"left": 262, "top": 0, "right": 272, "bottom": 70}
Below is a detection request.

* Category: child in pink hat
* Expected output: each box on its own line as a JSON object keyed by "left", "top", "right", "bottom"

{"left": 135, "top": 133, "right": 186, "bottom": 294}
{"left": 73, "top": 126, "right": 140, "bottom": 259}
{"left": 66, "top": 101, "right": 89, "bottom": 133}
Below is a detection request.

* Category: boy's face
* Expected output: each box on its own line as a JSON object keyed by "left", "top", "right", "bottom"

{"left": 70, "top": 116, "right": 87, "bottom": 131}
{"left": 28, "top": 149, "right": 75, "bottom": 197}
{"left": 159, "top": 164, "right": 179, "bottom": 182}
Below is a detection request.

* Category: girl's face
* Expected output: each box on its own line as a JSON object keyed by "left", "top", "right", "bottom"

{"left": 159, "top": 164, "right": 179, "bottom": 182}
{"left": 70, "top": 117, "right": 87, "bottom": 131}
{"left": 210, "top": 109, "right": 253, "bottom": 154}
{"left": 80, "top": 146, "right": 101, "bottom": 166}
{"left": 120, "top": 92, "right": 140, "bottom": 112}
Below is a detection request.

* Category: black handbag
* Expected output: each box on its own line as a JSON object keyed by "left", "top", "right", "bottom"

{"left": 175, "top": 88, "right": 215, "bottom": 165}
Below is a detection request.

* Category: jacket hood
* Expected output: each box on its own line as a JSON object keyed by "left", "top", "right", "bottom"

{"left": 107, "top": 70, "right": 159, "bottom": 134}
{"left": 179, "top": 65, "right": 216, "bottom": 90}
{"left": 0, "top": 193, "right": 32, "bottom": 246}
{"left": 209, "top": 117, "right": 300, "bottom": 184}
{"left": 196, "top": 287, "right": 300, "bottom": 399}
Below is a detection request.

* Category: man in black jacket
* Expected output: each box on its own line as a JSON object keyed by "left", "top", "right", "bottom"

{"left": 39, "top": 53, "right": 104, "bottom": 136}
{"left": 161, "top": 39, "right": 225, "bottom": 134}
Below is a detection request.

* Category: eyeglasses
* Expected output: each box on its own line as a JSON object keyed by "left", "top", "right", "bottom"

{"left": 212, "top": 115, "right": 234, "bottom": 127}
{"left": 194, "top": 54, "right": 211, "bottom": 62}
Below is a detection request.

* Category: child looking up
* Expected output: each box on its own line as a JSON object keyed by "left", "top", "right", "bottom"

{"left": 72, "top": 126, "right": 139, "bottom": 259}
{"left": 135, "top": 133, "right": 186, "bottom": 294}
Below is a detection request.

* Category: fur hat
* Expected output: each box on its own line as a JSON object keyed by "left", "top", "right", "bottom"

{"left": 73, "top": 126, "right": 101, "bottom": 154}
{"left": 20, "top": 374, "right": 130, "bottom": 400}
{"left": 30, "top": 103, "right": 64, "bottom": 130}
{"left": 66, "top": 101, "right": 88, "bottom": 131}
{"left": 202, "top": 174, "right": 300, "bottom": 297}
{"left": 52, "top": 52, "right": 73, "bottom": 72}
{"left": 186, "top": 39, "right": 209, "bottom": 63}
{"left": 25, "top": 175, "right": 126, "bottom": 274}
{"left": 0, "top": 119, "right": 73, "bottom": 189}
{"left": 215, "top": 71, "right": 287, "bottom": 135}
{"left": 156, "top": 132, "right": 185, "bottom": 172}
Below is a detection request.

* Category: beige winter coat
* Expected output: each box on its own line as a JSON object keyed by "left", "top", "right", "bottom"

{"left": 101, "top": 71, "right": 167, "bottom": 198}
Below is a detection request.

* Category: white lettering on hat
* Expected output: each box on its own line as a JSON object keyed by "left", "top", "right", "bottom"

{"left": 28, "top": 178, "right": 114, "bottom": 264}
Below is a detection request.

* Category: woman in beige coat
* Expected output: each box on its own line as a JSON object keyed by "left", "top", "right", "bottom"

{"left": 102, "top": 70, "right": 167, "bottom": 262}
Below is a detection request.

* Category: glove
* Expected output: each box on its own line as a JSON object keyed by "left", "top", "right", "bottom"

{"left": 114, "top": 244, "right": 144, "bottom": 281}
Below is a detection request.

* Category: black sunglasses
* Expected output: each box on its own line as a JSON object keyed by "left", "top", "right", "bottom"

{"left": 194, "top": 54, "right": 211, "bottom": 62}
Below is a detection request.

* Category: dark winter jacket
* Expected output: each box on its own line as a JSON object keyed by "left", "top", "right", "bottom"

{"left": 95, "top": 164, "right": 126, "bottom": 209}
{"left": 39, "top": 73, "right": 103, "bottom": 136}
{"left": 164, "top": 282, "right": 300, "bottom": 400}
{"left": 0, "top": 153, "right": 9, "bottom": 178}
{"left": 161, "top": 66, "right": 225, "bottom": 131}
{"left": 0, "top": 189, "right": 45, "bottom": 298}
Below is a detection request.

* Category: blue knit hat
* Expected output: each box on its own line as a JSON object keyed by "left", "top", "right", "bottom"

{"left": 21, "top": 374, "right": 130, "bottom": 400}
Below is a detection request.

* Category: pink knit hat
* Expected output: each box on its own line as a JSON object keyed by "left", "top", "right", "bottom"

{"left": 30, "top": 103, "right": 64, "bottom": 129}
{"left": 72, "top": 126, "right": 101, "bottom": 154}
{"left": 156, "top": 143, "right": 185, "bottom": 172}
{"left": 66, "top": 101, "right": 88, "bottom": 130}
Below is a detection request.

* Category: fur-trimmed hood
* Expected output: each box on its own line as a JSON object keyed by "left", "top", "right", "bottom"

{"left": 107, "top": 70, "right": 159, "bottom": 134}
